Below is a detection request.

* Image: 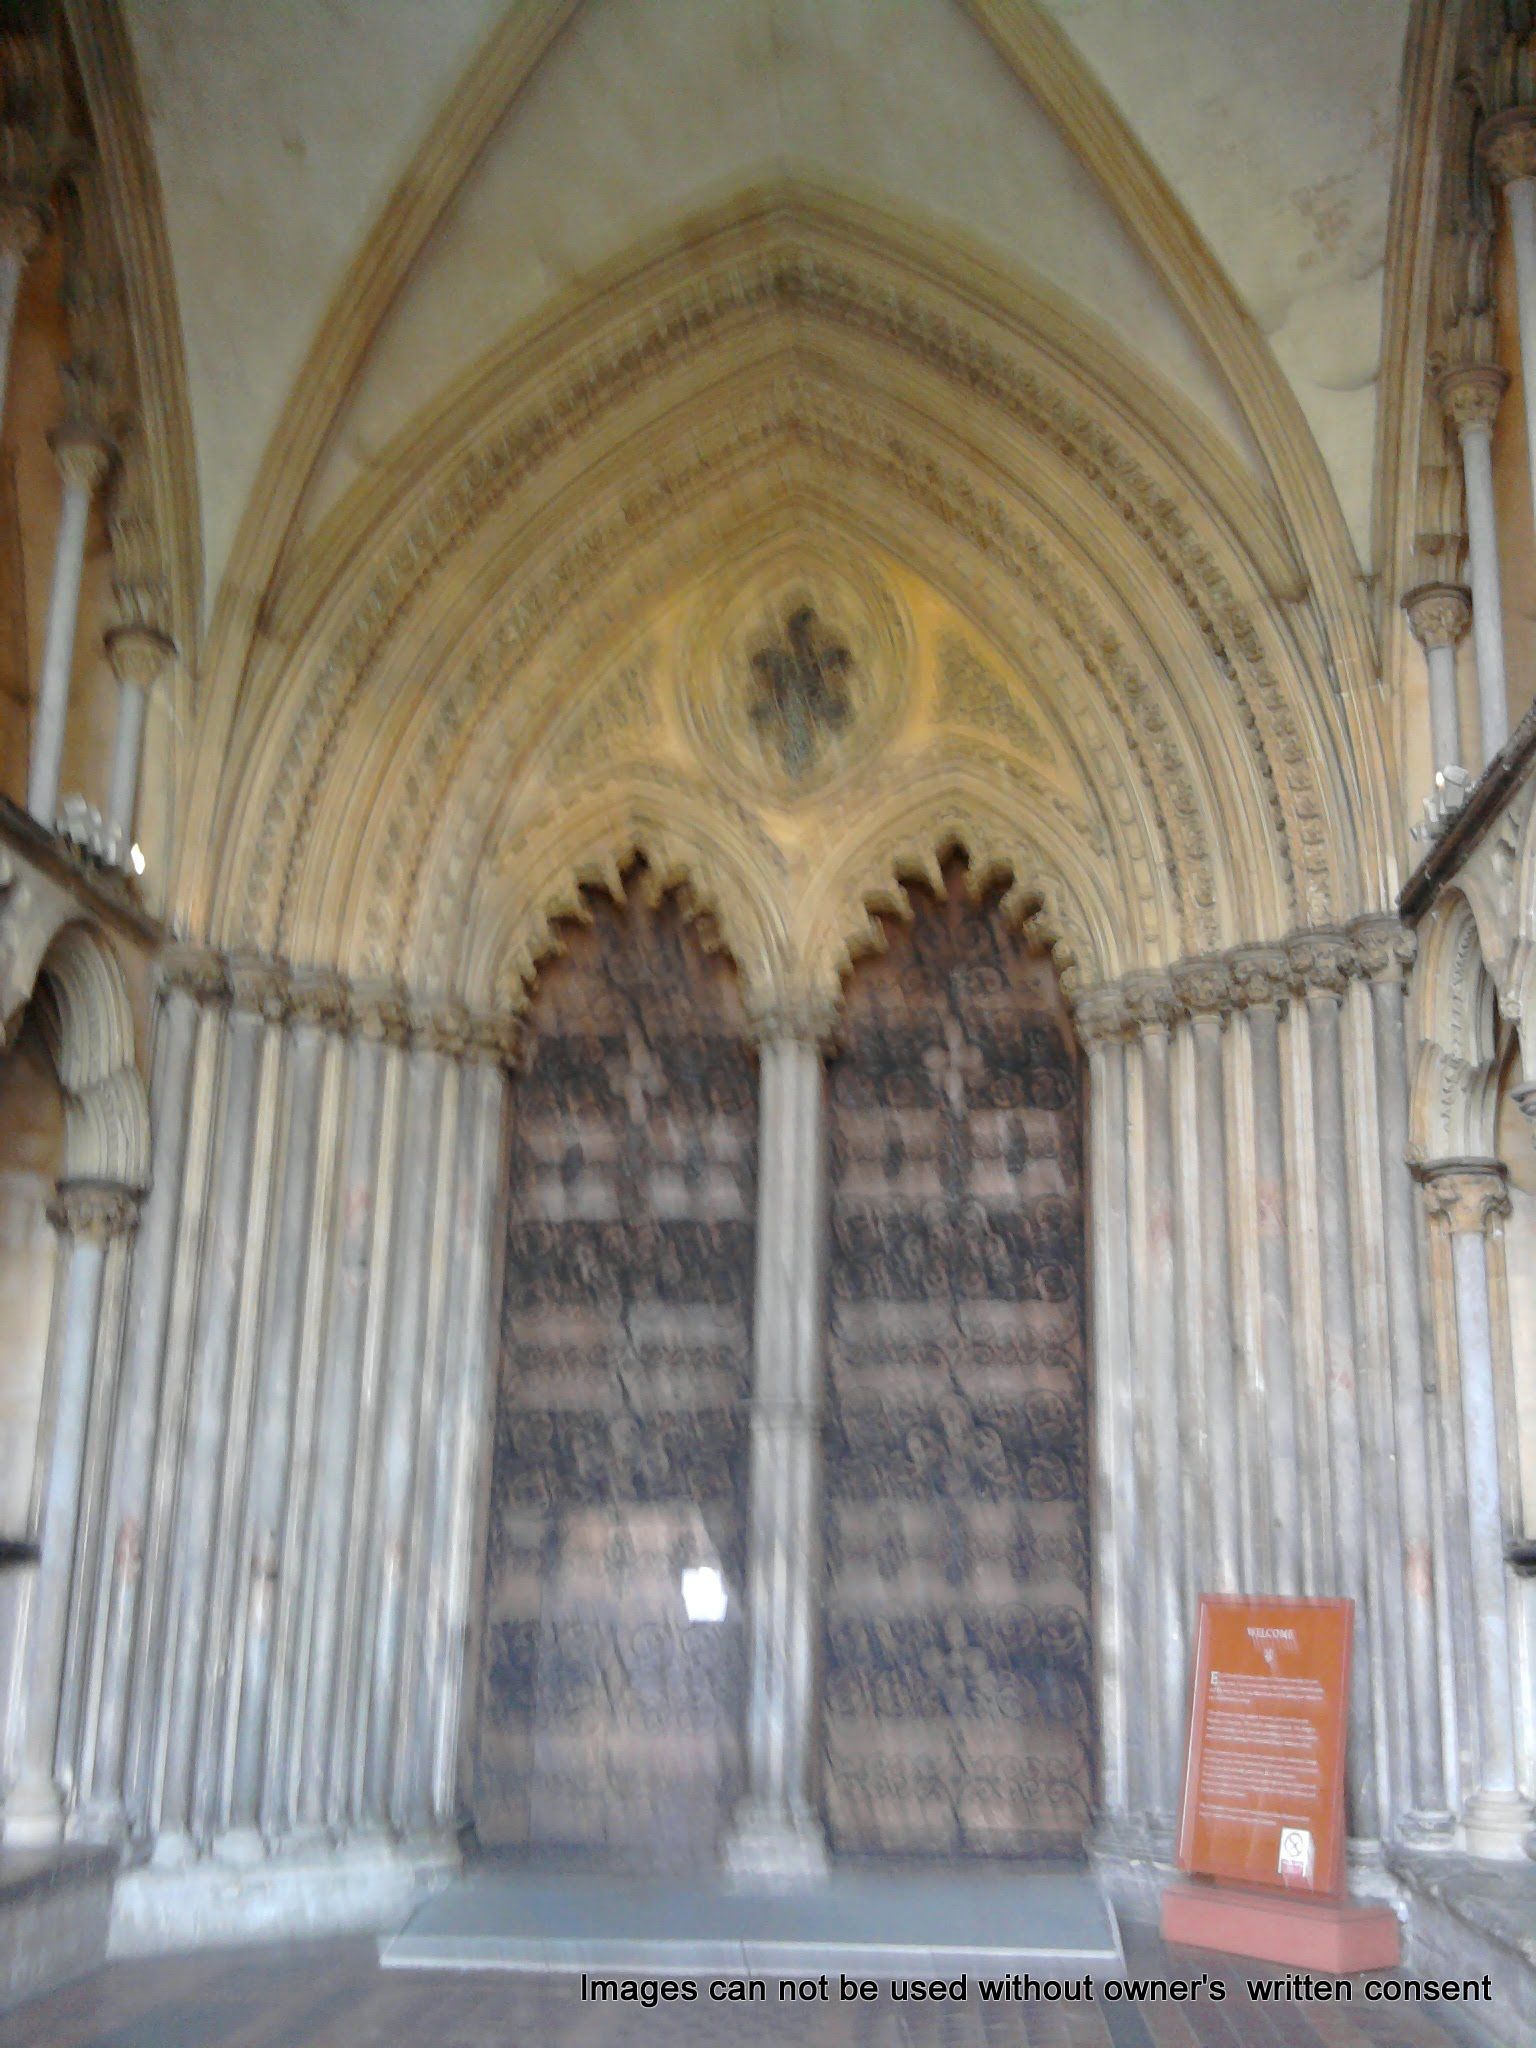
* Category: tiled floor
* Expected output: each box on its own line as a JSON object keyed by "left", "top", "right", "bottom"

{"left": 0, "top": 1926, "right": 1507, "bottom": 2047}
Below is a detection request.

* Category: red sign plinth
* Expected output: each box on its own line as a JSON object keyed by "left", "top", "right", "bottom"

{"left": 1160, "top": 1595, "right": 1399, "bottom": 1971}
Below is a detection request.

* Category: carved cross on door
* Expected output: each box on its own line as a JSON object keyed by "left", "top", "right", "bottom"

{"left": 923, "top": 1013, "right": 984, "bottom": 1118}
{"left": 747, "top": 604, "right": 853, "bottom": 779}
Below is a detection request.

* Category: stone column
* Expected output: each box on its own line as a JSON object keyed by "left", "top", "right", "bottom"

{"left": 1173, "top": 960, "right": 1240, "bottom": 1594}
{"left": 103, "top": 625, "right": 173, "bottom": 868}
{"left": 1438, "top": 366, "right": 1510, "bottom": 768}
{"left": 3, "top": 1179, "right": 138, "bottom": 1845}
{"left": 1074, "top": 989, "right": 1140, "bottom": 1825}
{"left": 1417, "top": 1160, "right": 1532, "bottom": 1858}
{"left": 1125, "top": 973, "right": 1186, "bottom": 1822}
{"left": 723, "top": 996, "right": 834, "bottom": 1884}
{"left": 1402, "top": 582, "right": 1470, "bottom": 781}
{"left": 1354, "top": 920, "right": 1451, "bottom": 1837}
{"left": 26, "top": 420, "right": 112, "bottom": 828}
{"left": 1288, "top": 932, "right": 1376, "bottom": 1839}
{"left": 0, "top": 198, "right": 43, "bottom": 442}
{"left": 1482, "top": 109, "right": 1536, "bottom": 530}
{"left": 1229, "top": 948, "right": 1301, "bottom": 1595}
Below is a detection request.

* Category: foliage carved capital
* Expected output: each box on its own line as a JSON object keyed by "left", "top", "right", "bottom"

{"left": 1401, "top": 582, "right": 1471, "bottom": 653}
{"left": 1286, "top": 928, "right": 1356, "bottom": 1000}
{"left": 1437, "top": 363, "right": 1508, "bottom": 437}
{"left": 48, "top": 1176, "right": 140, "bottom": 1243}
{"left": 1479, "top": 106, "right": 1536, "bottom": 189}
{"left": 1415, "top": 1157, "right": 1511, "bottom": 1235}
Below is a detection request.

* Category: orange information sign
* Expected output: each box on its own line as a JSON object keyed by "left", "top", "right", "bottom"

{"left": 1176, "top": 1594, "right": 1352, "bottom": 1898}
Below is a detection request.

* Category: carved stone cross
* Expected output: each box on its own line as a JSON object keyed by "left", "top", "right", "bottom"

{"left": 747, "top": 604, "right": 853, "bottom": 778}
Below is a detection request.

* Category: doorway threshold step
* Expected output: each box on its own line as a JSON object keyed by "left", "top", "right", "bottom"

{"left": 379, "top": 1865, "right": 1122, "bottom": 1976}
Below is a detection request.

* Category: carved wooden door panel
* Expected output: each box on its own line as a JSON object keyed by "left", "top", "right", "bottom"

{"left": 821, "top": 871, "right": 1094, "bottom": 1857}
{"left": 473, "top": 891, "right": 753, "bottom": 1866}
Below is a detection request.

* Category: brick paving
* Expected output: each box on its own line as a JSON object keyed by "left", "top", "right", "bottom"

{"left": 0, "top": 1923, "right": 1511, "bottom": 2048}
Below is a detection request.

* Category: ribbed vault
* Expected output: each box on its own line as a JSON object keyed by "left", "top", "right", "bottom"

{"left": 195, "top": 186, "right": 1394, "bottom": 1008}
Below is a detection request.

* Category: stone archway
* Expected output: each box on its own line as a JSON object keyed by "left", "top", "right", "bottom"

{"left": 820, "top": 865, "right": 1093, "bottom": 1857}
{"left": 0, "top": 917, "right": 147, "bottom": 1845}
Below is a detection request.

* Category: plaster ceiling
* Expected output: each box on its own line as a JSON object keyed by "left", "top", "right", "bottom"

{"left": 121, "top": 0, "right": 1411, "bottom": 634}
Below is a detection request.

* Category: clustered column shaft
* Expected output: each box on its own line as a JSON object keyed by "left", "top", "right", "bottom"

{"left": 1075, "top": 918, "right": 1457, "bottom": 1858}
{"left": 23, "top": 950, "right": 518, "bottom": 1875}
{"left": 1415, "top": 1160, "right": 1530, "bottom": 1859}
{"left": 2, "top": 1179, "right": 138, "bottom": 1847}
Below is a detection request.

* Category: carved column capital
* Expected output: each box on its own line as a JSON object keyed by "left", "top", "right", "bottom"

{"left": 353, "top": 980, "right": 410, "bottom": 1047}
{"left": 1480, "top": 105, "right": 1536, "bottom": 188}
{"left": 1287, "top": 929, "right": 1357, "bottom": 1000}
{"left": 226, "top": 952, "right": 290, "bottom": 1022}
{"left": 47, "top": 1177, "right": 139, "bottom": 1243}
{"left": 1402, "top": 581, "right": 1472, "bottom": 652}
{"left": 1172, "top": 955, "right": 1234, "bottom": 1022}
{"left": 286, "top": 968, "right": 350, "bottom": 1033}
{"left": 1349, "top": 915, "right": 1418, "bottom": 984}
{"left": 1070, "top": 984, "right": 1132, "bottom": 1045}
{"left": 0, "top": 192, "right": 44, "bottom": 262}
{"left": 1227, "top": 945, "right": 1290, "bottom": 1011}
{"left": 1415, "top": 1158, "right": 1511, "bottom": 1235}
{"left": 48, "top": 416, "right": 113, "bottom": 495}
{"left": 156, "top": 944, "right": 227, "bottom": 1006}
{"left": 464, "top": 1011, "right": 527, "bottom": 1070}
{"left": 1437, "top": 363, "right": 1509, "bottom": 437}
{"left": 746, "top": 984, "right": 841, "bottom": 1051}
{"left": 410, "top": 998, "right": 471, "bottom": 1058}
{"left": 105, "top": 623, "right": 175, "bottom": 692}
{"left": 1121, "top": 969, "right": 1177, "bottom": 1037}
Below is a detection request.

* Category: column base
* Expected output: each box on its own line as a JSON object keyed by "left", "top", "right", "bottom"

{"left": 721, "top": 1801, "right": 829, "bottom": 1888}
{"left": 1462, "top": 1788, "right": 1534, "bottom": 1861}
{"left": 1, "top": 1771, "right": 65, "bottom": 1849}
{"left": 69, "top": 1796, "right": 129, "bottom": 1848}
{"left": 1396, "top": 1807, "right": 1457, "bottom": 1847}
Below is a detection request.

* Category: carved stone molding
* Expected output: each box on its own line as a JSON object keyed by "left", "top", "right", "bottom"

{"left": 1286, "top": 928, "right": 1357, "bottom": 1000}
{"left": 1437, "top": 363, "right": 1509, "bottom": 437}
{"left": 1414, "top": 1157, "right": 1511, "bottom": 1236}
{"left": 1479, "top": 106, "right": 1536, "bottom": 189}
{"left": 1402, "top": 581, "right": 1472, "bottom": 653}
{"left": 47, "top": 1176, "right": 140, "bottom": 1243}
